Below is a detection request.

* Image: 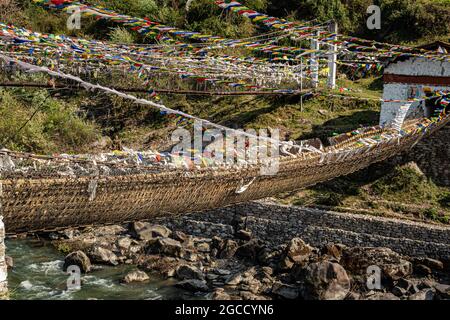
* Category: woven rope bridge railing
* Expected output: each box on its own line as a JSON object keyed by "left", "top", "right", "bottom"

{"left": 0, "top": 115, "right": 448, "bottom": 234}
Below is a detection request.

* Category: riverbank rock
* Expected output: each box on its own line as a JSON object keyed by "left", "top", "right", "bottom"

{"left": 176, "top": 279, "right": 209, "bottom": 292}
{"left": 5, "top": 256, "right": 13, "bottom": 270}
{"left": 89, "top": 246, "right": 118, "bottom": 266}
{"left": 366, "top": 292, "right": 400, "bottom": 300}
{"left": 408, "top": 289, "right": 435, "bottom": 300}
{"left": 147, "top": 237, "right": 183, "bottom": 257}
{"left": 304, "top": 261, "right": 351, "bottom": 300}
{"left": 341, "top": 247, "right": 412, "bottom": 280}
{"left": 272, "top": 282, "right": 299, "bottom": 299}
{"left": 176, "top": 265, "right": 204, "bottom": 281}
{"left": 131, "top": 222, "right": 172, "bottom": 240}
{"left": 122, "top": 270, "right": 150, "bottom": 284}
{"left": 210, "top": 288, "right": 232, "bottom": 300}
{"left": 63, "top": 251, "right": 91, "bottom": 273}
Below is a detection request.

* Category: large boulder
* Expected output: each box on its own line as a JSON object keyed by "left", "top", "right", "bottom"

{"left": 63, "top": 251, "right": 91, "bottom": 273}
{"left": 304, "top": 261, "right": 351, "bottom": 300}
{"left": 279, "top": 238, "right": 312, "bottom": 269}
{"left": 341, "top": 247, "right": 412, "bottom": 280}
{"left": 176, "top": 265, "right": 204, "bottom": 281}
{"left": 147, "top": 237, "right": 183, "bottom": 257}
{"left": 122, "top": 270, "right": 150, "bottom": 284}
{"left": 89, "top": 246, "right": 118, "bottom": 266}
{"left": 131, "top": 222, "right": 172, "bottom": 240}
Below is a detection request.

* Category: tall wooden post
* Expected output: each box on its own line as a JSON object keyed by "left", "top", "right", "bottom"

{"left": 328, "top": 21, "right": 338, "bottom": 89}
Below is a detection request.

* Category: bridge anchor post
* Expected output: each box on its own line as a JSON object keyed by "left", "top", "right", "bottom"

{"left": 0, "top": 216, "right": 7, "bottom": 299}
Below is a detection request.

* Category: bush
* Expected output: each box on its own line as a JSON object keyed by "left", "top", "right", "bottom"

{"left": 0, "top": 90, "right": 99, "bottom": 153}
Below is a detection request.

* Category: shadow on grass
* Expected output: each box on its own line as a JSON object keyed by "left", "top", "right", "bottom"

{"left": 299, "top": 110, "right": 380, "bottom": 142}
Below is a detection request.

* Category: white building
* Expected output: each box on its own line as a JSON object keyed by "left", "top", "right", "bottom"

{"left": 380, "top": 41, "right": 450, "bottom": 127}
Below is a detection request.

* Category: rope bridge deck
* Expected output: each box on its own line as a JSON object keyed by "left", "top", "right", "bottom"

{"left": 1, "top": 116, "right": 447, "bottom": 234}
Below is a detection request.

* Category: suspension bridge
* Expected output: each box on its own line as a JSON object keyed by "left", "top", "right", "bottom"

{"left": 0, "top": 0, "right": 449, "bottom": 235}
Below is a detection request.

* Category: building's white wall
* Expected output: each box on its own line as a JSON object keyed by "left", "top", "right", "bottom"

{"left": 380, "top": 58, "right": 450, "bottom": 126}
{"left": 385, "top": 57, "right": 450, "bottom": 77}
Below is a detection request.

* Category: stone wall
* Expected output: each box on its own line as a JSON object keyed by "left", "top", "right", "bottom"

{"left": 159, "top": 201, "right": 450, "bottom": 260}
{"left": 392, "top": 122, "right": 450, "bottom": 186}
{"left": 0, "top": 216, "right": 7, "bottom": 296}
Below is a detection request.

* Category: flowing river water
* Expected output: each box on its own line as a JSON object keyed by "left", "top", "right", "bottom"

{"left": 5, "top": 238, "right": 196, "bottom": 300}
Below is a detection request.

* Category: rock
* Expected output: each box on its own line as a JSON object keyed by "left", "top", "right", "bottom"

{"left": 304, "top": 261, "right": 351, "bottom": 300}
{"left": 218, "top": 240, "right": 238, "bottom": 259}
{"left": 421, "top": 258, "right": 444, "bottom": 270}
{"left": 211, "top": 236, "right": 224, "bottom": 250}
{"left": 408, "top": 289, "right": 435, "bottom": 300}
{"left": 63, "top": 251, "right": 91, "bottom": 273}
{"left": 261, "top": 267, "right": 274, "bottom": 276}
{"left": 176, "top": 265, "right": 204, "bottom": 281}
{"left": 172, "top": 231, "right": 188, "bottom": 242}
{"left": 285, "top": 238, "right": 312, "bottom": 265}
{"left": 183, "top": 250, "right": 199, "bottom": 262}
{"left": 122, "top": 270, "right": 150, "bottom": 284}
{"left": 239, "top": 291, "right": 266, "bottom": 300}
{"left": 272, "top": 282, "right": 299, "bottom": 299}
{"left": 225, "top": 273, "right": 243, "bottom": 286}
{"left": 236, "top": 229, "right": 252, "bottom": 241}
{"left": 401, "top": 162, "right": 425, "bottom": 177}
{"left": 176, "top": 279, "right": 209, "bottom": 292}
{"left": 434, "top": 283, "right": 450, "bottom": 299}
{"left": 5, "top": 256, "right": 13, "bottom": 270}
{"left": 241, "top": 278, "right": 262, "bottom": 294}
{"left": 147, "top": 238, "right": 183, "bottom": 257}
{"left": 415, "top": 264, "right": 432, "bottom": 276}
{"left": 366, "top": 292, "right": 400, "bottom": 300}
{"left": 131, "top": 222, "right": 171, "bottom": 240}
{"left": 212, "top": 268, "right": 231, "bottom": 276}
{"left": 418, "top": 278, "right": 435, "bottom": 290}
{"left": 197, "top": 242, "right": 210, "bottom": 253}
{"left": 211, "top": 288, "right": 231, "bottom": 300}
{"left": 116, "top": 237, "right": 132, "bottom": 251}
{"left": 257, "top": 248, "right": 281, "bottom": 266}
{"left": 321, "top": 244, "right": 344, "bottom": 260}
{"left": 236, "top": 239, "right": 261, "bottom": 261}
{"left": 392, "top": 286, "right": 407, "bottom": 297}
{"left": 345, "top": 292, "right": 361, "bottom": 300}
{"left": 341, "top": 247, "right": 412, "bottom": 280}
{"left": 396, "top": 278, "right": 414, "bottom": 291}
{"left": 89, "top": 246, "right": 118, "bottom": 266}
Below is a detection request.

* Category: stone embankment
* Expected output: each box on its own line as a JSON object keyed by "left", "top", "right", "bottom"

{"left": 40, "top": 202, "right": 450, "bottom": 300}
{"left": 159, "top": 201, "right": 450, "bottom": 261}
